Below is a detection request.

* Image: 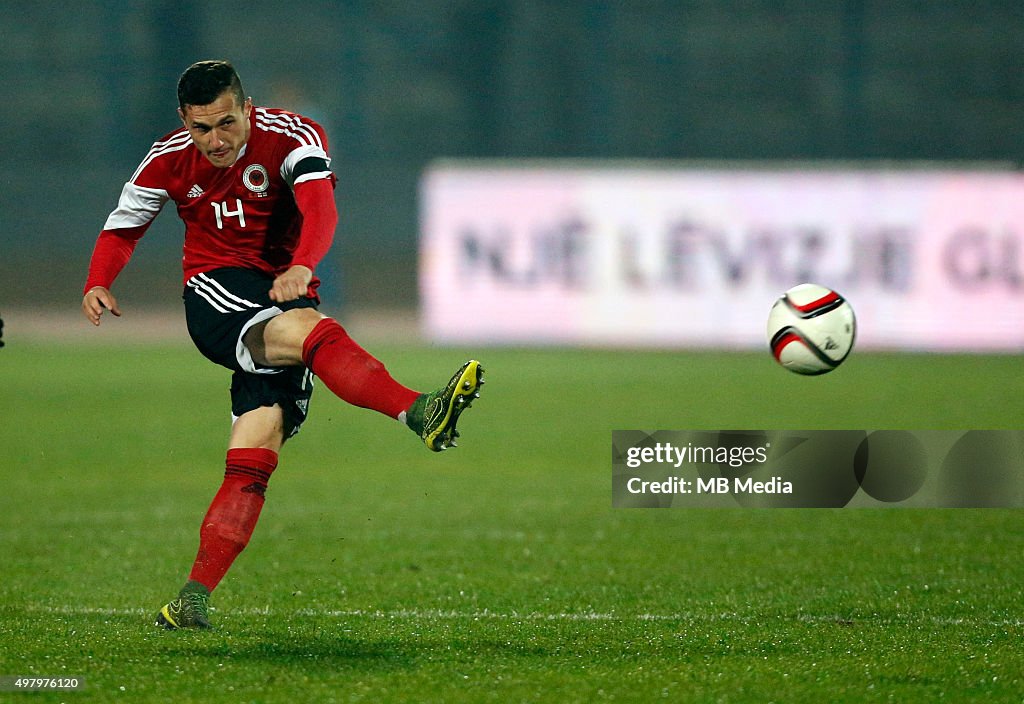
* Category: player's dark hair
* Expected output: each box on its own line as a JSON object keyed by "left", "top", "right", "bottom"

{"left": 177, "top": 60, "right": 245, "bottom": 110}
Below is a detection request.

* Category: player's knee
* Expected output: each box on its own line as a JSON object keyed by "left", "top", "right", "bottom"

{"left": 263, "top": 308, "right": 326, "bottom": 365}
{"left": 288, "top": 306, "right": 328, "bottom": 333}
{"left": 230, "top": 406, "right": 286, "bottom": 451}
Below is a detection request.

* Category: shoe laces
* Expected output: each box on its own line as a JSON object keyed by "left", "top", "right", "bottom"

{"left": 181, "top": 590, "right": 209, "bottom": 614}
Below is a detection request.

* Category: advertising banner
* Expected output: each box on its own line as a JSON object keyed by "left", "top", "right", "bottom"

{"left": 420, "top": 164, "right": 1024, "bottom": 350}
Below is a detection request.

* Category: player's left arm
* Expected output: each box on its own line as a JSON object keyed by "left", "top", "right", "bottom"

{"left": 270, "top": 148, "right": 338, "bottom": 303}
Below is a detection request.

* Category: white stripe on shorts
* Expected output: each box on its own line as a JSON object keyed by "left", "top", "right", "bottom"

{"left": 186, "top": 278, "right": 241, "bottom": 313}
{"left": 186, "top": 277, "right": 246, "bottom": 313}
{"left": 236, "top": 307, "right": 285, "bottom": 374}
{"left": 197, "top": 272, "right": 261, "bottom": 309}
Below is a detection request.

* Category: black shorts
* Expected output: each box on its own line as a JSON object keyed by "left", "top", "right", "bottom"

{"left": 183, "top": 267, "right": 319, "bottom": 437}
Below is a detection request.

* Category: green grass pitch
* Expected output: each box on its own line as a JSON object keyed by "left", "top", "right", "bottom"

{"left": 1, "top": 339, "right": 1022, "bottom": 702}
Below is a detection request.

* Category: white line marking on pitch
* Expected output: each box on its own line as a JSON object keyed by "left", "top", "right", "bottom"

{"left": 21, "top": 604, "right": 1024, "bottom": 628}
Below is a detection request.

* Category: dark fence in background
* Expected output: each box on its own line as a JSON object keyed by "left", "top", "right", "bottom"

{"left": 2, "top": 0, "right": 1021, "bottom": 310}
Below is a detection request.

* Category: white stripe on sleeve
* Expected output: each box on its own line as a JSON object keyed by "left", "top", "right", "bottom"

{"left": 279, "top": 144, "right": 332, "bottom": 186}
{"left": 102, "top": 182, "right": 170, "bottom": 230}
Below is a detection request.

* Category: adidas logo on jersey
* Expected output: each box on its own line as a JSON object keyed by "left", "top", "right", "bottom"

{"left": 187, "top": 184, "right": 204, "bottom": 198}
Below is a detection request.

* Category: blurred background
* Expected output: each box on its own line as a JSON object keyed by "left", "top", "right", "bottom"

{"left": 1, "top": 0, "right": 1022, "bottom": 319}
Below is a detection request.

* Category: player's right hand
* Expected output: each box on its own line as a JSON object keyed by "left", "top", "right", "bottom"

{"left": 82, "top": 286, "right": 122, "bottom": 326}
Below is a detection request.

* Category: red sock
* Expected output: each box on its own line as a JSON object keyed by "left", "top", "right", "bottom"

{"left": 188, "top": 448, "right": 278, "bottom": 592}
{"left": 301, "top": 318, "right": 420, "bottom": 419}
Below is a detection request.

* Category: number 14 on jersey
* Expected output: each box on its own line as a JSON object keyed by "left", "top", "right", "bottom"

{"left": 212, "top": 199, "right": 246, "bottom": 229}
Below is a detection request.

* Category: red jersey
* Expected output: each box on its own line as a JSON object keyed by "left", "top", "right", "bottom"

{"left": 98, "top": 106, "right": 336, "bottom": 285}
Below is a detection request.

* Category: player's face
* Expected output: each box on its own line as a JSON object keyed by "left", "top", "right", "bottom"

{"left": 179, "top": 91, "right": 252, "bottom": 168}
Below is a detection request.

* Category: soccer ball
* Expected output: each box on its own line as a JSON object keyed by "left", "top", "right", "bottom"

{"left": 767, "top": 283, "right": 856, "bottom": 375}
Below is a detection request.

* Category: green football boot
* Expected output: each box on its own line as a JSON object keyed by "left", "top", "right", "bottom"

{"left": 155, "top": 581, "right": 211, "bottom": 630}
{"left": 408, "top": 360, "right": 484, "bottom": 451}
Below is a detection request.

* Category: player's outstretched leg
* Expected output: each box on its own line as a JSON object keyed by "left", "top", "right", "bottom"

{"left": 404, "top": 360, "right": 485, "bottom": 451}
{"left": 155, "top": 580, "right": 211, "bottom": 630}
{"left": 299, "top": 319, "right": 485, "bottom": 451}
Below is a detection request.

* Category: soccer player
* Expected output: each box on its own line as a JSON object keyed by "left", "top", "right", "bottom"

{"left": 81, "top": 60, "right": 484, "bottom": 630}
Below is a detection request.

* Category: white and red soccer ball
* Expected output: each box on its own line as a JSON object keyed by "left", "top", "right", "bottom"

{"left": 767, "top": 283, "right": 856, "bottom": 375}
